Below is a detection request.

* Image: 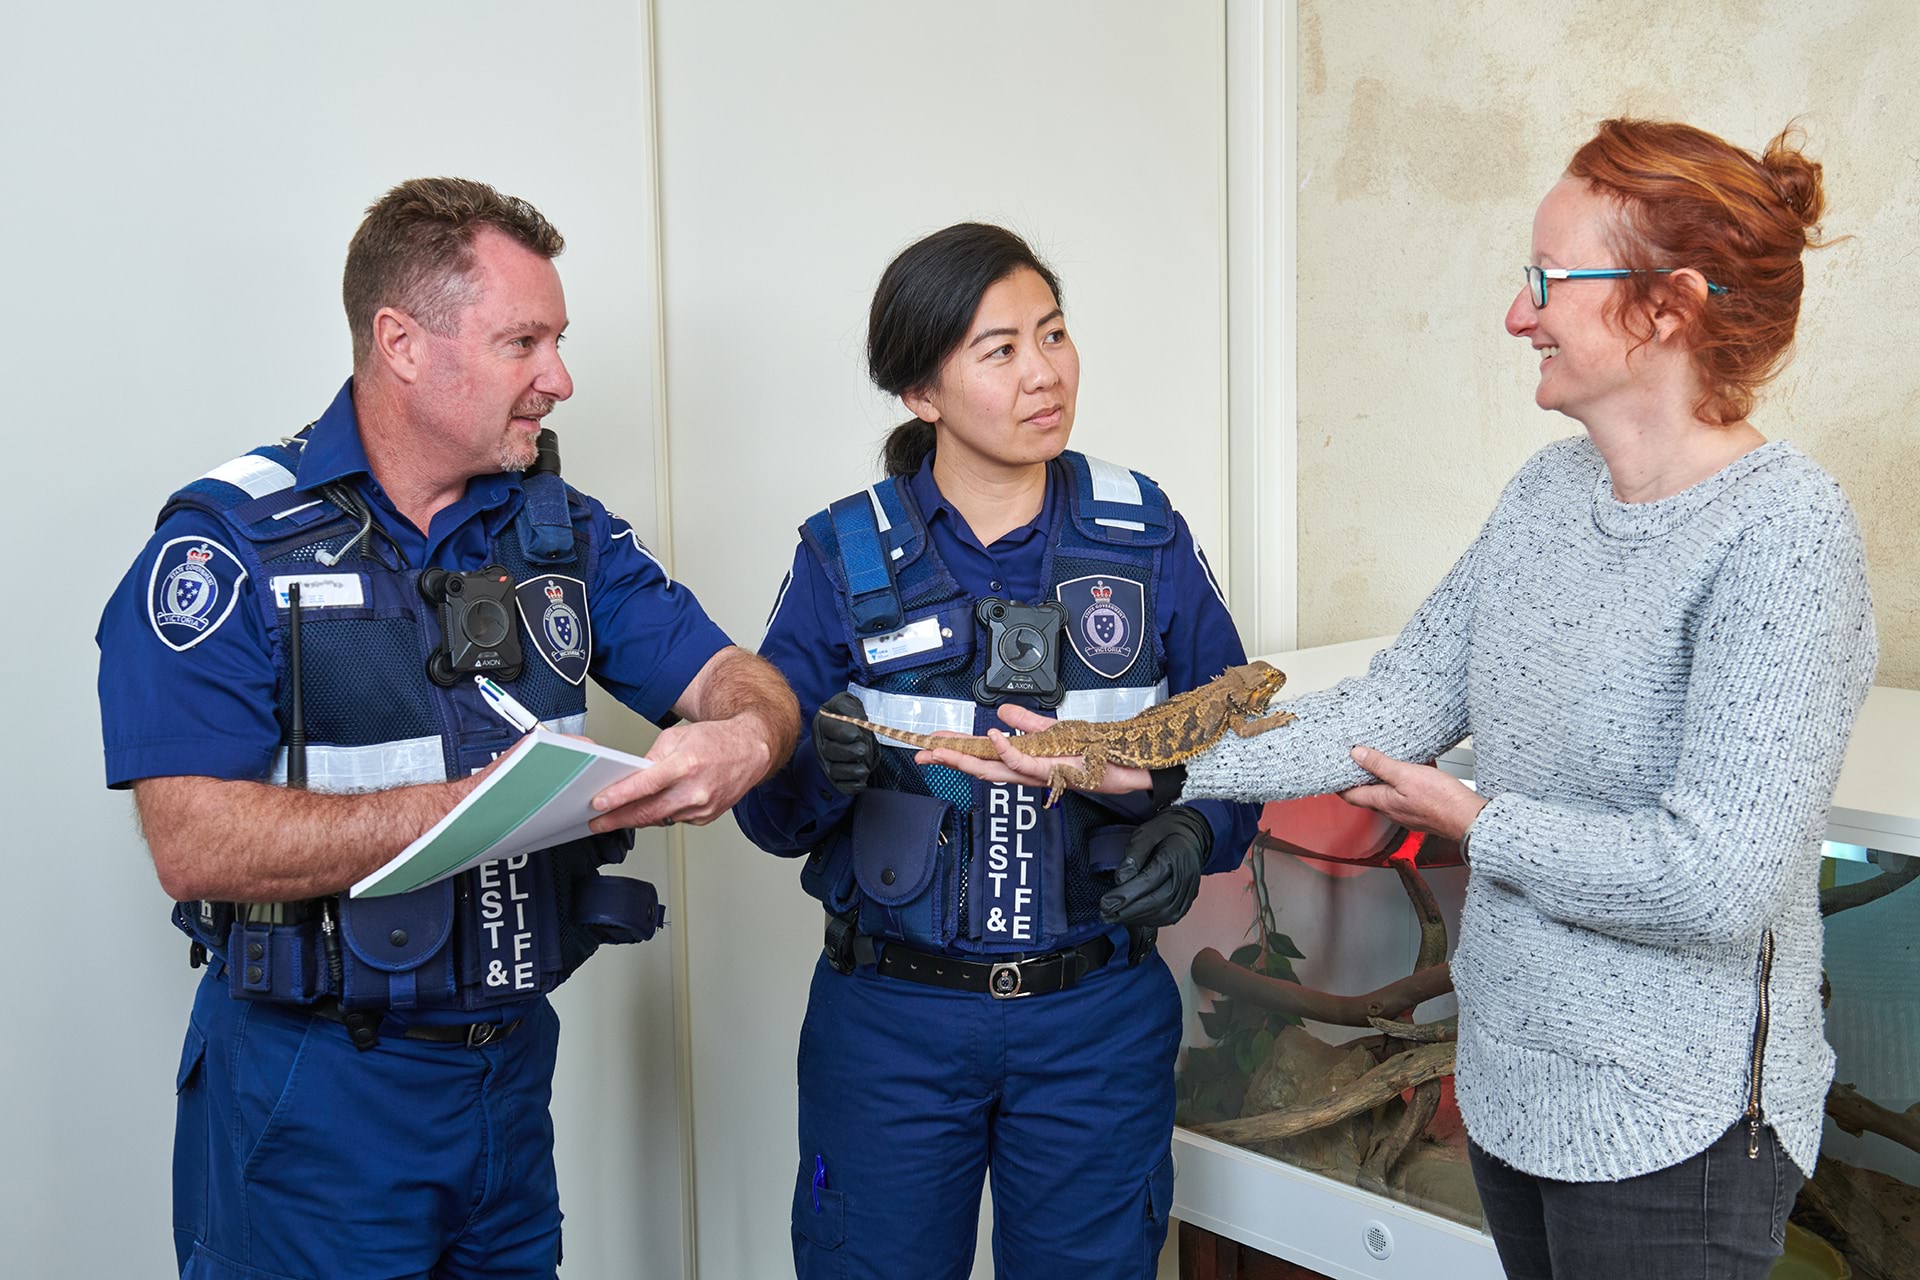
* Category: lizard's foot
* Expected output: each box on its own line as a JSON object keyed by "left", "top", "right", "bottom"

{"left": 1233, "top": 710, "right": 1297, "bottom": 738}
{"left": 1043, "top": 756, "right": 1106, "bottom": 807}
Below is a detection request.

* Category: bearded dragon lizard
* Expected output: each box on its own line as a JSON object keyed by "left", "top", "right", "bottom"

{"left": 820, "top": 660, "right": 1296, "bottom": 806}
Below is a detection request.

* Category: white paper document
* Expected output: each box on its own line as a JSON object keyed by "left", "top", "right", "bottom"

{"left": 351, "top": 729, "right": 652, "bottom": 898}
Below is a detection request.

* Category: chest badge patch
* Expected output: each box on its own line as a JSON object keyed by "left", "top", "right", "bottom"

{"left": 514, "top": 574, "right": 592, "bottom": 685}
{"left": 147, "top": 537, "right": 247, "bottom": 651}
{"left": 1055, "top": 575, "right": 1145, "bottom": 680}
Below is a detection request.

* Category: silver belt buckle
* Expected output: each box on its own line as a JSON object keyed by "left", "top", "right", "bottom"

{"left": 988, "top": 961, "right": 1028, "bottom": 999}
{"left": 465, "top": 1022, "right": 500, "bottom": 1048}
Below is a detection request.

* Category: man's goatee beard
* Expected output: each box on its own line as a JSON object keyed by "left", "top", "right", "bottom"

{"left": 499, "top": 438, "right": 540, "bottom": 473}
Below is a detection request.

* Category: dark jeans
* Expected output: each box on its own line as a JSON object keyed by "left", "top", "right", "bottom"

{"left": 1468, "top": 1121, "right": 1802, "bottom": 1280}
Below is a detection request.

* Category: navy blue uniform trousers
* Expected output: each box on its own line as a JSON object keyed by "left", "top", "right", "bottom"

{"left": 172, "top": 972, "right": 563, "bottom": 1279}
{"left": 793, "top": 937, "right": 1182, "bottom": 1279}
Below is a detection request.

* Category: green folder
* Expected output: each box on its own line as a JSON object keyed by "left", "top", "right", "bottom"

{"left": 352, "top": 729, "right": 651, "bottom": 897}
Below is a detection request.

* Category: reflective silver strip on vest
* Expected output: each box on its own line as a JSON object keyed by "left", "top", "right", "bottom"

{"left": 847, "top": 682, "right": 1165, "bottom": 747}
{"left": 263, "top": 713, "right": 586, "bottom": 793}
{"left": 269, "top": 498, "right": 324, "bottom": 522}
{"left": 1084, "top": 455, "right": 1147, "bottom": 532}
{"left": 846, "top": 685, "right": 974, "bottom": 749}
{"left": 865, "top": 487, "right": 905, "bottom": 561}
{"left": 202, "top": 453, "right": 297, "bottom": 500}
{"left": 1057, "top": 680, "right": 1167, "bottom": 723}
{"left": 269, "top": 735, "right": 447, "bottom": 793}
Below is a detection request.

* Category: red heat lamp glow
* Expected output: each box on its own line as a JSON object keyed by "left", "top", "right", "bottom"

{"left": 1251, "top": 794, "right": 1465, "bottom": 870}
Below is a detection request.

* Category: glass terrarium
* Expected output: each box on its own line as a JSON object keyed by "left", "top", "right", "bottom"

{"left": 1162, "top": 783, "right": 1919, "bottom": 1280}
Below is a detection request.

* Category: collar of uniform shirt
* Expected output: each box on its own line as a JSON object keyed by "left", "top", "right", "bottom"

{"left": 906, "top": 450, "right": 1060, "bottom": 554}
{"left": 293, "top": 377, "right": 523, "bottom": 561}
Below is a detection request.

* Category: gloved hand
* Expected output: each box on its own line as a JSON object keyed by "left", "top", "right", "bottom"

{"left": 1100, "top": 805, "right": 1213, "bottom": 927}
{"left": 812, "top": 692, "right": 880, "bottom": 795}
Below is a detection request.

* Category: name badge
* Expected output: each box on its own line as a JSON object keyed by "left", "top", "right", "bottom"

{"left": 270, "top": 573, "right": 366, "bottom": 609}
{"left": 860, "top": 614, "right": 947, "bottom": 666}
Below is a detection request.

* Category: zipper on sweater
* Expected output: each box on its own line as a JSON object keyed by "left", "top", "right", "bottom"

{"left": 1744, "top": 928, "right": 1775, "bottom": 1159}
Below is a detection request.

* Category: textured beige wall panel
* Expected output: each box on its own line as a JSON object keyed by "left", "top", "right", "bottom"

{"left": 1296, "top": 0, "right": 1919, "bottom": 687}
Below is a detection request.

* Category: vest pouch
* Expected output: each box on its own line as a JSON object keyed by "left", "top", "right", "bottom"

{"left": 851, "top": 788, "right": 954, "bottom": 947}
{"left": 1087, "top": 824, "right": 1133, "bottom": 875}
{"left": 225, "top": 918, "right": 325, "bottom": 1004}
{"left": 339, "top": 883, "right": 458, "bottom": 1011}
{"left": 800, "top": 827, "right": 858, "bottom": 914}
{"left": 548, "top": 836, "right": 657, "bottom": 986}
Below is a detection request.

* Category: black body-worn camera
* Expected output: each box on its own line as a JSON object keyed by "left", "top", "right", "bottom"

{"left": 972, "top": 598, "right": 1067, "bottom": 707}
{"left": 420, "top": 565, "right": 524, "bottom": 686}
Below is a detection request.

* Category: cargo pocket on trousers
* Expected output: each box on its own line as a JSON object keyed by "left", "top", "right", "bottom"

{"left": 182, "top": 1241, "right": 303, "bottom": 1278}
{"left": 1145, "top": 1148, "right": 1175, "bottom": 1226}
{"left": 1141, "top": 1145, "right": 1177, "bottom": 1272}
{"left": 792, "top": 1155, "right": 847, "bottom": 1259}
{"left": 172, "top": 1023, "right": 210, "bottom": 1258}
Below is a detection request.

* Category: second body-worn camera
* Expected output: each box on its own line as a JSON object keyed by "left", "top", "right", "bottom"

{"left": 973, "top": 597, "right": 1067, "bottom": 707}
{"left": 420, "top": 565, "right": 524, "bottom": 686}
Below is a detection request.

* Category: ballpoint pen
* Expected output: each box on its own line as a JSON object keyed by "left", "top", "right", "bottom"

{"left": 474, "top": 674, "right": 540, "bottom": 733}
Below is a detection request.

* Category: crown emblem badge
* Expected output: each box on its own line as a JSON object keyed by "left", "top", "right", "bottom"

{"left": 1058, "top": 574, "right": 1142, "bottom": 680}
{"left": 519, "top": 574, "right": 592, "bottom": 686}
{"left": 152, "top": 536, "right": 238, "bottom": 649}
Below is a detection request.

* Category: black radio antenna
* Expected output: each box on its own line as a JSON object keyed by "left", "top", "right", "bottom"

{"left": 287, "top": 582, "right": 307, "bottom": 790}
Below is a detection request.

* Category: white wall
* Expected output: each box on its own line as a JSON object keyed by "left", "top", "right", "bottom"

{"left": 651, "top": 2, "right": 1232, "bottom": 1275}
{"left": 2, "top": 4, "right": 683, "bottom": 1276}
{"left": 4, "top": 3, "right": 1248, "bottom": 1276}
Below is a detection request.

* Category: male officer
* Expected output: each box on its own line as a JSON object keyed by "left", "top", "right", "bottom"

{"left": 97, "top": 178, "right": 799, "bottom": 1279}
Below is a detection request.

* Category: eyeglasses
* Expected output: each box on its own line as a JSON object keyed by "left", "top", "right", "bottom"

{"left": 1523, "top": 266, "right": 1729, "bottom": 308}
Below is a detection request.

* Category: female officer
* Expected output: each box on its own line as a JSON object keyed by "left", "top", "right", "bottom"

{"left": 929, "top": 122, "right": 1877, "bottom": 1278}
{"left": 735, "top": 222, "right": 1259, "bottom": 1279}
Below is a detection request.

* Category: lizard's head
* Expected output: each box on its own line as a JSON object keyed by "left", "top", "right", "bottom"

{"left": 1224, "top": 660, "right": 1287, "bottom": 711}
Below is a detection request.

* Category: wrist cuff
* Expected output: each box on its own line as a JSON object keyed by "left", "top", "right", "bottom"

{"left": 1460, "top": 803, "right": 1487, "bottom": 863}
{"left": 1149, "top": 764, "right": 1188, "bottom": 810}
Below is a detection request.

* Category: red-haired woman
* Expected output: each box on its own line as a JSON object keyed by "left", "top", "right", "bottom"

{"left": 923, "top": 120, "right": 1878, "bottom": 1277}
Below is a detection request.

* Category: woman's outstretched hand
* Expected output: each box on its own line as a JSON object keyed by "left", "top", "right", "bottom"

{"left": 1340, "top": 745, "right": 1486, "bottom": 840}
{"left": 913, "top": 704, "right": 1152, "bottom": 795}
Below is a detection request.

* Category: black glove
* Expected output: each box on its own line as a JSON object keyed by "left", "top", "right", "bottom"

{"left": 812, "top": 692, "right": 880, "bottom": 795}
{"left": 1099, "top": 805, "right": 1213, "bottom": 927}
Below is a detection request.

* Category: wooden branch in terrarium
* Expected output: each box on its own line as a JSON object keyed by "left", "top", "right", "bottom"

{"left": 1191, "top": 1041, "right": 1456, "bottom": 1145}
{"left": 1191, "top": 949, "right": 1454, "bottom": 1026}
{"left": 1799, "top": 1155, "right": 1919, "bottom": 1280}
{"left": 1368, "top": 1014, "right": 1458, "bottom": 1042}
{"left": 1395, "top": 855, "right": 1449, "bottom": 972}
{"left": 1820, "top": 855, "right": 1920, "bottom": 917}
{"left": 1826, "top": 1081, "right": 1920, "bottom": 1156}
{"left": 1361, "top": 1078, "right": 1443, "bottom": 1190}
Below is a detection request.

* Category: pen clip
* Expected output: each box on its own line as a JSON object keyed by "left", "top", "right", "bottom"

{"left": 474, "top": 674, "right": 540, "bottom": 733}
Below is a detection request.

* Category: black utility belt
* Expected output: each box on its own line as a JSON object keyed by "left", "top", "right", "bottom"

{"left": 823, "top": 913, "right": 1156, "bottom": 1000}
{"left": 307, "top": 997, "right": 524, "bottom": 1049}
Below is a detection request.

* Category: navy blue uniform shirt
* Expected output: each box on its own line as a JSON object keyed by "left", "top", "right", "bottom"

{"left": 98, "top": 379, "right": 733, "bottom": 787}
{"left": 737, "top": 452, "right": 1259, "bottom": 876}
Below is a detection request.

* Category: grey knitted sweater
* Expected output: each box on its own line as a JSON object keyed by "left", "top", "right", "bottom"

{"left": 1185, "top": 436, "right": 1877, "bottom": 1181}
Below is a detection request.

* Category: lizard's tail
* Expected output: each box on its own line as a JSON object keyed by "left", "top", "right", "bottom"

{"left": 818, "top": 711, "right": 997, "bottom": 759}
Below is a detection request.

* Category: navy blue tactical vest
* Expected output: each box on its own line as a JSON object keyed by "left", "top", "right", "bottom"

{"left": 162, "top": 434, "right": 661, "bottom": 1013}
{"left": 798, "top": 451, "right": 1171, "bottom": 953}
